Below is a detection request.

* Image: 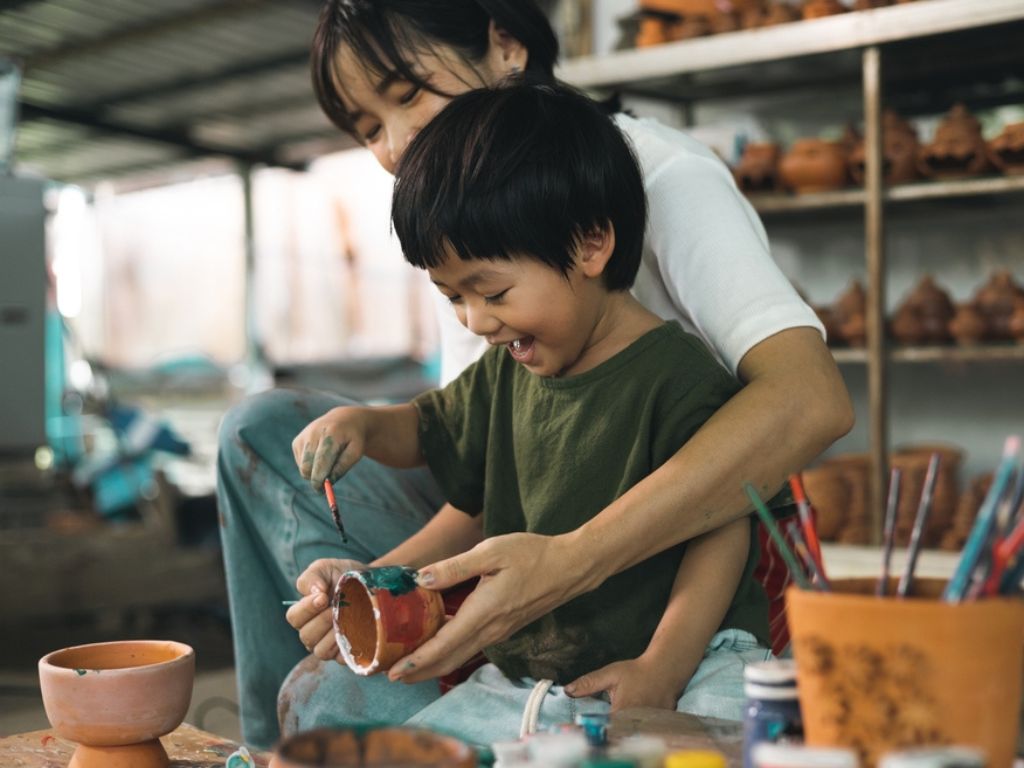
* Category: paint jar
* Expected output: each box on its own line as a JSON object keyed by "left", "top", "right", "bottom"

{"left": 525, "top": 731, "right": 589, "bottom": 766}
{"left": 491, "top": 739, "right": 530, "bottom": 767}
{"left": 880, "top": 747, "right": 987, "bottom": 768}
{"left": 609, "top": 734, "right": 668, "bottom": 768}
{"left": 664, "top": 749, "right": 728, "bottom": 768}
{"left": 743, "top": 660, "right": 804, "bottom": 768}
{"left": 575, "top": 711, "right": 610, "bottom": 747}
{"left": 752, "top": 743, "right": 858, "bottom": 768}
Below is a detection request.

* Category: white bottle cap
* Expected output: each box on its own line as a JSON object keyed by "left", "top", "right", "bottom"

{"left": 752, "top": 743, "right": 858, "bottom": 768}
{"left": 745, "top": 659, "right": 798, "bottom": 684}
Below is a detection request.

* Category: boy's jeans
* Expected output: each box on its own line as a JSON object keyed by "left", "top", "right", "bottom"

{"left": 216, "top": 389, "right": 445, "bottom": 749}
{"left": 278, "top": 629, "right": 772, "bottom": 747}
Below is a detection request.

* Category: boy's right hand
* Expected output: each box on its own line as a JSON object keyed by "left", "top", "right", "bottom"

{"left": 286, "top": 557, "right": 367, "bottom": 661}
{"left": 292, "top": 406, "right": 369, "bottom": 489}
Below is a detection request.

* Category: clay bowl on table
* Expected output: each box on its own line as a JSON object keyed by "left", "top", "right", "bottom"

{"left": 38, "top": 640, "right": 194, "bottom": 768}
{"left": 271, "top": 726, "right": 476, "bottom": 768}
{"left": 333, "top": 566, "right": 445, "bottom": 676}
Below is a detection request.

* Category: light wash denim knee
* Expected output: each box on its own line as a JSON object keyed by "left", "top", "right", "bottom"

{"left": 216, "top": 388, "right": 444, "bottom": 749}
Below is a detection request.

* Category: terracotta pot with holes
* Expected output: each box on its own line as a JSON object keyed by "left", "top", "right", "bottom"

{"left": 974, "top": 270, "right": 1024, "bottom": 341}
{"left": 734, "top": 142, "right": 782, "bottom": 193}
{"left": 948, "top": 303, "right": 988, "bottom": 346}
{"left": 849, "top": 110, "right": 921, "bottom": 186}
{"left": 890, "top": 444, "right": 962, "bottom": 547}
{"left": 918, "top": 103, "right": 992, "bottom": 179}
{"left": 802, "top": 0, "right": 846, "bottom": 18}
{"left": 989, "top": 122, "right": 1024, "bottom": 175}
{"left": 779, "top": 138, "right": 848, "bottom": 194}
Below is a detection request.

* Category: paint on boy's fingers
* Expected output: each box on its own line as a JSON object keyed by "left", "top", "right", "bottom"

{"left": 415, "top": 570, "right": 435, "bottom": 586}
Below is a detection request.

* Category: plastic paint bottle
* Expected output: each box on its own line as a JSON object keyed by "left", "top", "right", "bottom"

{"left": 664, "top": 749, "right": 728, "bottom": 768}
{"left": 743, "top": 660, "right": 804, "bottom": 768}
{"left": 879, "top": 747, "right": 987, "bottom": 768}
{"left": 752, "top": 743, "right": 859, "bottom": 768}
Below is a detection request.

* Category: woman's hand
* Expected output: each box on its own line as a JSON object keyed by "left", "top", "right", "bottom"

{"left": 286, "top": 557, "right": 367, "bottom": 661}
{"left": 565, "top": 655, "right": 684, "bottom": 712}
{"left": 291, "top": 406, "right": 369, "bottom": 490}
{"left": 386, "top": 532, "right": 596, "bottom": 683}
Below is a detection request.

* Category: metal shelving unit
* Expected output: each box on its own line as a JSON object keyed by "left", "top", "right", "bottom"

{"left": 559, "top": 0, "right": 1024, "bottom": 538}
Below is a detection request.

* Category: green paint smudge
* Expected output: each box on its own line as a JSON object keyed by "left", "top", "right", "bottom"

{"left": 361, "top": 566, "right": 418, "bottom": 595}
{"left": 74, "top": 669, "right": 87, "bottom": 676}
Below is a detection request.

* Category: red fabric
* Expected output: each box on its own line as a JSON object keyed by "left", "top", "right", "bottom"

{"left": 754, "top": 522, "right": 795, "bottom": 656}
{"left": 437, "top": 579, "right": 486, "bottom": 694}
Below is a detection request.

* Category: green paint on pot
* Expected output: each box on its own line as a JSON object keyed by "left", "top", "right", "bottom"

{"left": 74, "top": 669, "right": 87, "bottom": 676}
{"left": 360, "top": 566, "right": 418, "bottom": 595}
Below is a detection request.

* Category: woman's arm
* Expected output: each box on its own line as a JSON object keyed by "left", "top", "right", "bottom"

{"left": 387, "top": 327, "right": 852, "bottom": 682}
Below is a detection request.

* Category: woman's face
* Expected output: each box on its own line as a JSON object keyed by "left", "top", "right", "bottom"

{"left": 333, "top": 30, "right": 526, "bottom": 173}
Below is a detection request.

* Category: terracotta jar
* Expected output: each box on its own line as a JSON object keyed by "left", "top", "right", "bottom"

{"left": 333, "top": 566, "right": 445, "bottom": 676}
{"left": 889, "top": 305, "right": 926, "bottom": 346}
{"left": 825, "top": 453, "right": 872, "bottom": 544}
{"left": 800, "top": 463, "right": 849, "bottom": 541}
{"left": 802, "top": 0, "right": 846, "bottom": 18}
{"left": 918, "top": 103, "right": 992, "bottom": 179}
{"left": 891, "top": 275, "right": 954, "bottom": 345}
{"left": 948, "top": 303, "right": 988, "bottom": 346}
{"left": 271, "top": 726, "right": 477, "bottom": 768}
{"left": 779, "top": 138, "right": 848, "bottom": 194}
{"left": 734, "top": 142, "right": 781, "bottom": 193}
{"left": 853, "top": 0, "right": 890, "bottom": 8}
{"left": 973, "top": 269, "right": 1024, "bottom": 341}
{"left": 636, "top": 17, "right": 670, "bottom": 47}
{"left": 832, "top": 280, "right": 868, "bottom": 347}
{"left": 666, "top": 15, "right": 712, "bottom": 40}
{"left": 757, "top": 2, "right": 801, "bottom": 26}
{"left": 849, "top": 110, "right": 921, "bottom": 186}
{"left": 941, "top": 473, "right": 992, "bottom": 551}
{"left": 1011, "top": 302, "right": 1024, "bottom": 343}
{"left": 38, "top": 640, "right": 195, "bottom": 768}
{"left": 814, "top": 305, "right": 842, "bottom": 346}
{"left": 988, "top": 122, "right": 1024, "bottom": 175}
{"left": 890, "top": 444, "right": 962, "bottom": 548}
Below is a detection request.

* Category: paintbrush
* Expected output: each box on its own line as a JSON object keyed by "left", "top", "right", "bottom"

{"left": 745, "top": 483, "right": 812, "bottom": 590}
{"left": 945, "top": 436, "right": 1021, "bottom": 603}
{"left": 897, "top": 453, "right": 940, "bottom": 598}
{"left": 877, "top": 467, "right": 902, "bottom": 597}
{"left": 788, "top": 474, "right": 826, "bottom": 579}
{"left": 324, "top": 478, "right": 348, "bottom": 543}
{"left": 786, "top": 520, "right": 830, "bottom": 591}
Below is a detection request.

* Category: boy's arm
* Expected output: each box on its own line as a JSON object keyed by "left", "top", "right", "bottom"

{"left": 566, "top": 517, "right": 750, "bottom": 710}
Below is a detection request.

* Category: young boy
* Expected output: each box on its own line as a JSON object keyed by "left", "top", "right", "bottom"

{"left": 288, "top": 81, "right": 773, "bottom": 744}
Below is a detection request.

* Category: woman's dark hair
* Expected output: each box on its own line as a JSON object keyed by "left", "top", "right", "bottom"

{"left": 391, "top": 80, "right": 647, "bottom": 292}
{"left": 311, "top": 0, "right": 558, "bottom": 136}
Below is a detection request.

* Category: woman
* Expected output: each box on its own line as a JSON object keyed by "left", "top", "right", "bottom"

{"left": 216, "top": 0, "right": 853, "bottom": 750}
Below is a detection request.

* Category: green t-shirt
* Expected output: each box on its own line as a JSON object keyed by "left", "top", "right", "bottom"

{"left": 413, "top": 321, "right": 770, "bottom": 683}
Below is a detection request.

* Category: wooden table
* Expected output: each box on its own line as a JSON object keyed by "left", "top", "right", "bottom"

{"left": 612, "top": 707, "right": 744, "bottom": 766}
{"left": 0, "top": 722, "right": 272, "bottom": 767}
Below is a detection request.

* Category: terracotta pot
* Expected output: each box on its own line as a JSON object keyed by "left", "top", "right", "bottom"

{"left": 666, "top": 15, "right": 712, "bottom": 39}
{"left": 833, "top": 280, "right": 867, "bottom": 325}
{"left": 988, "top": 122, "right": 1024, "bottom": 175}
{"left": 802, "top": 0, "right": 846, "bottom": 18}
{"left": 787, "top": 579, "right": 1024, "bottom": 768}
{"left": 271, "top": 726, "right": 476, "bottom": 768}
{"left": 853, "top": 0, "right": 889, "bottom": 8}
{"left": 333, "top": 566, "right": 445, "bottom": 676}
{"left": 948, "top": 303, "right": 988, "bottom": 346}
{"left": 823, "top": 453, "right": 871, "bottom": 544}
{"left": 761, "top": 2, "right": 800, "bottom": 25}
{"left": 849, "top": 110, "right": 921, "bottom": 186}
{"left": 940, "top": 473, "right": 992, "bottom": 551}
{"left": 636, "top": 17, "right": 669, "bottom": 47}
{"left": 734, "top": 142, "right": 781, "bottom": 193}
{"left": 890, "top": 444, "right": 962, "bottom": 547}
{"left": 814, "top": 305, "right": 842, "bottom": 347}
{"left": 1010, "top": 301, "right": 1024, "bottom": 343}
{"left": 38, "top": 640, "right": 194, "bottom": 768}
{"left": 889, "top": 305, "right": 926, "bottom": 346}
{"left": 974, "top": 269, "right": 1024, "bottom": 341}
{"left": 890, "top": 276, "right": 954, "bottom": 345}
{"left": 779, "top": 138, "right": 848, "bottom": 194}
{"left": 918, "top": 103, "right": 992, "bottom": 179}
{"left": 800, "top": 463, "right": 849, "bottom": 541}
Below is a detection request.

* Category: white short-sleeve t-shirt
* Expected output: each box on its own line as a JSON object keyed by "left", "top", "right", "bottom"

{"left": 431, "top": 112, "right": 823, "bottom": 386}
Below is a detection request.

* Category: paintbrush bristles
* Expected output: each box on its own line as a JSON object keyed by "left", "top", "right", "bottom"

{"left": 877, "top": 467, "right": 902, "bottom": 597}
{"left": 323, "top": 478, "right": 348, "bottom": 543}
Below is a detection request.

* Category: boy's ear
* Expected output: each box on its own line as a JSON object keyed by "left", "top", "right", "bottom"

{"left": 578, "top": 224, "right": 616, "bottom": 280}
{"left": 486, "top": 20, "right": 528, "bottom": 77}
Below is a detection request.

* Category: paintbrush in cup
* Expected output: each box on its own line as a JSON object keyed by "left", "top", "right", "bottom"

{"left": 745, "top": 483, "right": 811, "bottom": 590}
{"left": 324, "top": 478, "right": 348, "bottom": 543}
{"left": 983, "top": 513, "right": 1024, "bottom": 596}
{"left": 788, "top": 474, "right": 826, "bottom": 578}
{"left": 786, "top": 520, "right": 830, "bottom": 591}
{"left": 897, "top": 452, "right": 939, "bottom": 598}
{"left": 877, "top": 467, "right": 902, "bottom": 597}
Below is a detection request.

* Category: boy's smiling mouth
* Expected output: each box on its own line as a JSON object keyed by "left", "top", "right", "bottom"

{"left": 505, "top": 336, "right": 536, "bottom": 364}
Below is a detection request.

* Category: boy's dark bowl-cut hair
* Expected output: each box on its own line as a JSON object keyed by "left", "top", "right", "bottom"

{"left": 312, "top": 0, "right": 558, "bottom": 137}
{"left": 392, "top": 81, "right": 647, "bottom": 292}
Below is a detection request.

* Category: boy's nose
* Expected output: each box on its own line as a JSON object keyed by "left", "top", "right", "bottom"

{"left": 464, "top": 305, "right": 501, "bottom": 337}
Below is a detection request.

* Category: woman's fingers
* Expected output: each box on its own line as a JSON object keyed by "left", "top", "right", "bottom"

{"left": 297, "top": 609, "right": 335, "bottom": 656}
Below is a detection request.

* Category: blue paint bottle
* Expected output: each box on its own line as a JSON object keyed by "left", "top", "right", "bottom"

{"left": 742, "top": 660, "right": 803, "bottom": 768}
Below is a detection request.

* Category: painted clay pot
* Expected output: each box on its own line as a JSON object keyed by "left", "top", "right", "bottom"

{"left": 918, "top": 103, "right": 992, "bottom": 179}
{"left": 973, "top": 269, "right": 1024, "bottom": 341}
{"left": 890, "top": 444, "right": 962, "bottom": 547}
{"left": 941, "top": 473, "right": 992, "bottom": 551}
{"left": 948, "top": 303, "right": 987, "bottom": 346}
{"left": 787, "top": 579, "right": 1024, "bottom": 768}
{"left": 802, "top": 0, "right": 846, "bottom": 18}
{"left": 333, "top": 566, "right": 444, "bottom": 676}
{"left": 778, "top": 138, "right": 848, "bottom": 194}
{"left": 734, "top": 142, "right": 781, "bottom": 193}
{"left": 270, "top": 726, "right": 476, "bottom": 768}
{"left": 38, "top": 640, "right": 194, "bottom": 768}
{"left": 988, "top": 122, "right": 1024, "bottom": 175}
{"left": 849, "top": 110, "right": 921, "bottom": 186}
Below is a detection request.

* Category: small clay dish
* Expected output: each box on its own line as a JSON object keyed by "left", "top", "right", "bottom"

{"left": 270, "top": 726, "right": 476, "bottom": 768}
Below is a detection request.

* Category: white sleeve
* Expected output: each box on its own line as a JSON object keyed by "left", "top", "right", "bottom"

{"left": 643, "top": 152, "right": 824, "bottom": 374}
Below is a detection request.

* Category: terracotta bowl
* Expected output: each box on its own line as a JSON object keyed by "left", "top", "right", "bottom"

{"left": 38, "top": 640, "right": 195, "bottom": 768}
{"left": 270, "top": 726, "right": 477, "bottom": 768}
{"left": 333, "top": 566, "right": 445, "bottom": 676}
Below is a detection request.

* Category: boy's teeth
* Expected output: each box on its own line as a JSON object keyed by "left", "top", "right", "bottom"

{"left": 512, "top": 339, "right": 522, "bottom": 351}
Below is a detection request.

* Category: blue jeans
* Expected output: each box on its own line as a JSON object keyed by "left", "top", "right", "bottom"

{"left": 278, "top": 629, "right": 772, "bottom": 747}
{"left": 216, "top": 389, "right": 445, "bottom": 749}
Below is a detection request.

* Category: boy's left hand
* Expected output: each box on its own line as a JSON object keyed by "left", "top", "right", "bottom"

{"left": 564, "top": 656, "right": 684, "bottom": 712}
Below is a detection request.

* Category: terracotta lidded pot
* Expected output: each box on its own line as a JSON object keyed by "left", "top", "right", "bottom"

{"left": 748, "top": 1, "right": 800, "bottom": 27}
{"left": 333, "top": 566, "right": 445, "bottom": 676}
{"left": 853, "top": 0, "right": 890, "bottom": 8}
{"left": 988, "top": 122, "right": 1024, "bottom": 175}
{"left": 918, "top": 103, "right": 992, "bottom": 179}
{"left": 270, "top": 726, "right": 477, "bottom": 768}
{"left": 832, "top": 280, "right": 868, "bottom": 347}
{"left": 802, "top": 0, "right": 846, "bottom": 18}
{"left": 849, "top": 110, "right": 921, "bottom": 186}
{"left": 973, "top": 269, "right": 1024, "bottom": 341}
{"left": 734, "top": 142, "right": 782, "bottom": 193}
{"left": 891, "top": 275, "right": 954, "bottom": 345}
{"left": 890, "top": 444, "right": 963, "bottom": 547}
{"left": 948, "top": 303, "right": 988, "bottom": 346}
{"left": 38, "top": 640, "right": 195, "bottom": 768}
{"left": 779, "top": 138, "right": 848, "bottom": 194}
{"left": 1010, "top": 302, "right": 1024, "bottom": 343}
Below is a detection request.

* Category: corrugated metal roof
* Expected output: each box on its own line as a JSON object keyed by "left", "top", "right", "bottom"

{"left": 1, "top": 0, "right": 355, "bottom": 184}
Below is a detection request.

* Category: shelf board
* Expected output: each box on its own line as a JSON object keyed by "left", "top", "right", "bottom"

{"left": 831, "top": 344, "right": 1024, "bottom": 364}
{"left": 831, "top": 348, "right": 868, "bottom": 364}
{"left": 558, "top": 0, "right": 1024, "bottom": 89}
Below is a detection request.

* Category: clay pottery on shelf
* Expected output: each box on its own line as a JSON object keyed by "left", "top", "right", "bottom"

{"left": 734, "top": 142, "right": 781, "bottom": 193}
{"left": 333, "top": 566, "right": 444, "bottom": 676}
{"left": 802, "top": 0, "right": 846, "bottom": 18}
{"left": 948, "top": 303, "right": 988, "bottom": 346}
{"left": 1010, "top": 302, "right": 1024, "bottom": 343}
{"left": 988, "top": 122, "right": 1024, "bottom": 175}
{"left": 973, "top": 269, "right": 1024, "bottom": 341}
{"left": 709, "top": 9, "right": 742, "bottom": 33}
{"left": 800, "top": 463, "right": 848, "bottom": 541}
{"left": 890, "top": 275, "right": 954, "bottom": 345}
{"left": 270, "top": 726, "right": 476, "bottom": 768}
{"left": 814, "top": 305, "right": 842, "bottom": 346}
{"left": 918, "top": 103, "right": 992, "bottom": 179}
{"left": 831, "top": 280, "right": 868, "bottom": 347}
{"left": 666, "top": 15, "right": 712, "bottom": 39}
{"left": 890, "top": 444, "right": 963, "bottom": 547}
{"left": 747, "top": 1, "right": 800, "bottom": 26}
{"left": 941, "top": 473, "right": 992, "bottom": 551}
{"left": 849, "top": 110, "right": 922, "bottom": 186}
{"left": 853, "top": 0, "right": 890, "bottom": 8}
{"left": 636, "top": 17, "right": 670, "bottom": 47}
{"left": 823, "top": 453, "right": 872, "bottom": 544}
{"left": 778, "top": 138, "right": 849, "bottom": 194}
{"left": 889, "top": 305, "right": 926, "bottom": 346}
{"left": 38, "top": 640, "right": 194, "bottom": 768}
